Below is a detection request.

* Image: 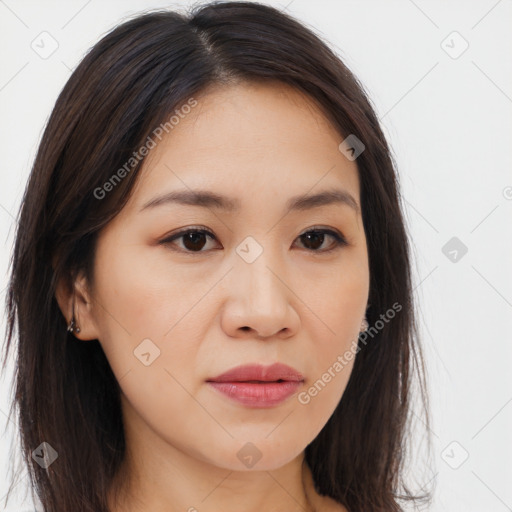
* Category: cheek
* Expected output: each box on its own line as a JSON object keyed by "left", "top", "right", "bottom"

{"left": 296, "top": 259, "right": 368, "bottom": 419}
{"left": 303, "top": 255, "right": 369, "bottom": 345}
{"left": 297, "top": 357, "right": 356, "bottom": 439}
{"left": 91, "top": 244, "right": 205, "bottom": 439}
{"left": 91, "top": 238, "right": 210, "bottom": 390}
{"left": 93, "top": 237, "right": 201, "bottom": 336}
{"left": 296, "top": 280, "right": 363, "bottom": 434}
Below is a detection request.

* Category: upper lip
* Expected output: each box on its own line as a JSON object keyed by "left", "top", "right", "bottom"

{"left": 207, "top": 363, "right": 304, "bottom": 383}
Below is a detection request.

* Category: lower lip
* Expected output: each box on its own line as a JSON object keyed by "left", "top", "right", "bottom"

{"left": 207, "top": 381, "right": 303, "bottom": 408}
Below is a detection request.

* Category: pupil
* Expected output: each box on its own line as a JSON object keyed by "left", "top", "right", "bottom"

{"left": 184, "top": 232, "right": 206, "bottom": 251}
{"left": 303, "top": 232, "right": 323, "bottom": 250}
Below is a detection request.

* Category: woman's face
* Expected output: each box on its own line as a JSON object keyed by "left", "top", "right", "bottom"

{"left": 79, "top": 81, "right": 369, "bottom": 471}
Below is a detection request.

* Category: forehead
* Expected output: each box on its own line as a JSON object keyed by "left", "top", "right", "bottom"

{"left": 128, "top": 81, "right": 361, "bottom": 213}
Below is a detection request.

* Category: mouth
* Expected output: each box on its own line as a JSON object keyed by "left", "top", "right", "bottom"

{"left": 206, "top": 363, "right": 304, "bottom": 408}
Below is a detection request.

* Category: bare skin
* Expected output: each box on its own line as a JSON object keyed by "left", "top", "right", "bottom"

{"left": 56, "top": 80, "right": 366, "bottom": 512}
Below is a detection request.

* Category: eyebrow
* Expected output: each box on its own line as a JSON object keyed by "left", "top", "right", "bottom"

{"left": 140, "top": 188, "right": 359, "bottom": 214}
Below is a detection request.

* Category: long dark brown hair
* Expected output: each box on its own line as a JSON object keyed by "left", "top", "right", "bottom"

{"left": 2, "top": 2, "right": 433, "bottom": 511}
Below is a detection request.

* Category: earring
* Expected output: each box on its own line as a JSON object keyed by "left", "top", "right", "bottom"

{"left": 360, "top": 317, "right": 369, "bottom": 333}
{"left": 67, "top": 317, "right": 80, "bottom": 334}
{"left": 67, "top": 294, "right": 80, "bottom": 334}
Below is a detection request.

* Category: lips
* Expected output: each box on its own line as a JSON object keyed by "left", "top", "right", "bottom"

{"left": 207, "top": 363, "right": 304, "bottom": 383}
{"left": 206, "top": 363, "right": 304, "bottom": 408}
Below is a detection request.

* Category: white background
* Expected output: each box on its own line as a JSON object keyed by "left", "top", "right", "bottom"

{"left": 1, "top": 1, "right": 511, "bottom": 511}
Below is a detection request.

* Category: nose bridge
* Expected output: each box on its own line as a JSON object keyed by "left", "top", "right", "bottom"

{"left": 229, "top": 235, "right": 292, "bottom": 334}
{"left": 238, "top": 238, "right": 285, "bottom": 309}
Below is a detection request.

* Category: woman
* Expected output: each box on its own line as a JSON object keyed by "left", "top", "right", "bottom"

{"left": 2, "top": 2, "right": 432, "bottom": 511}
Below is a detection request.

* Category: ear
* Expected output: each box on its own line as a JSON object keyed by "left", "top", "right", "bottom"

{"left": 54, "top": 271, "right": 100, "bottom": 341}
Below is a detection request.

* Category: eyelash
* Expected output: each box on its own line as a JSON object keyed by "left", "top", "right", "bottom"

{"left": 158, "top": 225, "right": 348, "bottom": 255}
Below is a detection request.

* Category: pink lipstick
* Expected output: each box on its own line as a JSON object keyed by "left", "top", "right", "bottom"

{"left": 206, "top": 363, "right": 304, "bottom": 408}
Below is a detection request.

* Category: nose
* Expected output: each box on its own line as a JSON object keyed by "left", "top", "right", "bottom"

{"left": 220, "top": 250, "right": 300, "bottom": 340}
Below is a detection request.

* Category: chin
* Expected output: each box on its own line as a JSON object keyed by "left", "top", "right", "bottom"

{"left": 202, "top": 436, "right": 307, "bottom": 472}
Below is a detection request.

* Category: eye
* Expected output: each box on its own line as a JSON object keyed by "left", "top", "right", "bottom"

{"left": 159, "top": 226, "right": 348, "bottom": 254}
{"left": 294, "top": 228, "right": 348, "bottom": 253}
{"left": 159, "top": 227, "right": 218, "bottom": 253}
